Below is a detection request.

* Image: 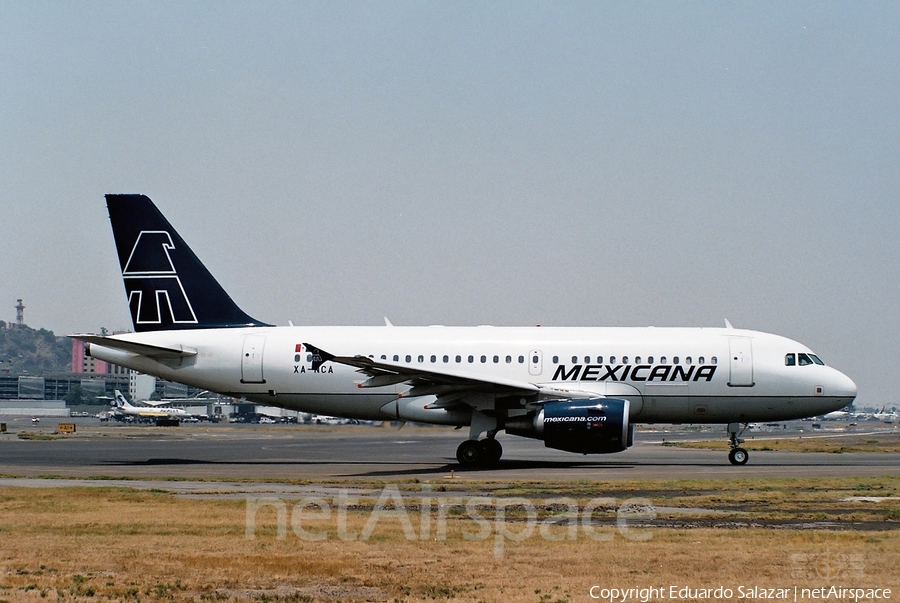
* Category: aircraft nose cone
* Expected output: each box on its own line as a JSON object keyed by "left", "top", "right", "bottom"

{"left": 834, "top": 370, "right": 858, "bottom": 400}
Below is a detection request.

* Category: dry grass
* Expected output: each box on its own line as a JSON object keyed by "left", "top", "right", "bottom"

{"left": 0, "top": 480, "right": 898, "bottom": 602}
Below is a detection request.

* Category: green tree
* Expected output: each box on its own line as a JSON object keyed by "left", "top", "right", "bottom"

{"left": 65, "top": 384, "right": 84, "bottom": 405}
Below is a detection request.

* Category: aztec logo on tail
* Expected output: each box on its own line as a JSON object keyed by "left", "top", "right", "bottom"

{"left": 106, "top": 194, "right": 268, "bottom": 331}
{"left": 123, "top": 230, "right": 198, "bottom": 326}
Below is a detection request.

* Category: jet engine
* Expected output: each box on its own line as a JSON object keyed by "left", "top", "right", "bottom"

{"left": 506, "top": 398, "right": 633, "bottom": 454}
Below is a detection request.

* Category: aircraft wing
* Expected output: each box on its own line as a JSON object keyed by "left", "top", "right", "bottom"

{"left": 302, "top": 343, "right": 540, "bottom": 406}
{"left": 138, "top": 399, "right": 192, "bottom": 407}
{"left": 69, "top": 334, "right": 198, "bottom": 359}
{"left": 136, "top": 399, "right": 171, "bottom": 407}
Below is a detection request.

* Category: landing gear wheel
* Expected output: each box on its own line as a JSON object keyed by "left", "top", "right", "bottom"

{"left": 726, "top": 422, "right": 749, "bottom": 466}
{"left": 481, "top": 439, "right": 503, "bottom": 465}
{"left": 728, "top": 447, "right": 749, "bottom": 465}
{"left": 456, "top": 440, "right": 483, "bottom": 467}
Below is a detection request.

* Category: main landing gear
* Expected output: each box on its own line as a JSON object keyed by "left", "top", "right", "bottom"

{"left": 456, "top": 432, "right": 503, "bottom": 468}
{"left": 456, "top": 410, "right": 503, "bottom": 468}
{"left": 727, "top": 422, "right": 749, "bottom": 465}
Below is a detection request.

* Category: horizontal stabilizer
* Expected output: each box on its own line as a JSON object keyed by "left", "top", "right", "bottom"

{"left": 69, "top": 334, "right": 198, "bottom": 359}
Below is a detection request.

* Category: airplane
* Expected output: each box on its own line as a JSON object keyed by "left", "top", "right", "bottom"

{"left": 110, "top": 389, "right": 189, "bottom": 421}
{"left": 821, "top": 410, "right": 849, "bottom": 420}
{"left": 874, "top": 406, "right": 899, "bottom": 423}
{"left": 138, "top": 393, "right": 209, "bottom": 407}
{"left": 71, "top": 194, "right": 858, "bottom": 466}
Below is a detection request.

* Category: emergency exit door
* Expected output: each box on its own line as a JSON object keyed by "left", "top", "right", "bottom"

{"left": 529, "top": 350, "right": 543, "bottom": 376}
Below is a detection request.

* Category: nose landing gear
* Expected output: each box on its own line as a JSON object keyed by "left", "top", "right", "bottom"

{"left": 727, "top": 422, "right": 749, "bottom": 465}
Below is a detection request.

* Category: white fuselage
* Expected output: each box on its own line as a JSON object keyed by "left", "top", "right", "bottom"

{"left": 88, "top": 325, "right": 856, "bottom": 426}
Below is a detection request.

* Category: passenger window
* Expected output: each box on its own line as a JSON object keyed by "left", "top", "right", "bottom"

{"left": 647, "top": 356, "right": 653, "bottom": 364}
{"left": 531, "top": 355, "right": 538, "bottom": 364}
{"left": 430, "top": 355, "right": 436, "bottom": 363}
{"left": 584, "top": 356, "right": 590, "bottom": 364}
{"left": 468, "top": 355, "right": 474, "bottom": 363}
{"left": 519, "top": 355, "right": 525, "bottom": 364}
{"left": 455, "top": 355, "right": 461, "bottom": 363}
{"left": 686, "top": 357, "right": 692, "bottom": 364}
{"left": 711, "top": 356, "right": 717, "bottom": 364}
{"left": 443, "top": 355, "right": 449, "bottom": 363}
{"left": 552, "top": 356, "right": 559, "bottom": 363}
{"left": 660, "top": 356, "right": 666, "bottom": 364}
{"left": 418, "top": 355, "right": 424, "bottom": 363}
{"left": 609, "top": 356, "right": 616, "bottom": 364}
{"left": 481, "top": 355, "right": 487, "bottom": 363}
{"left": 506, "top": 355, "right": 512, "bottom": 363}
{"left": 699, "top": 357, "right": 705, "bottom": 364}
{"left": 798, "top": 353, "right": 813, "bottom": 366}
{"left": 572, "top": 356, "right": 578, "bottom": 364}
{"left": 673, "top": 356, "right": 679, "bottom": 364}
{"left": 393, "top": 355, "right": 399, "bottom": 362}
{"left": 597, "top": 356, "right": 603, "bottom": 364}
{"left": 785, "top": 353, "right": 796, "bottom": 366}
{"left": 381, "top": 355, "right": 387, "bottom": 360}
{"left": 635, "top": 356, "right": 641, "bottom": 364}
{"left": 406, "top": 355, "right": 412, "bottom": 363}
{"left": 622, "top": 356, "right": 629, "bottom": 364}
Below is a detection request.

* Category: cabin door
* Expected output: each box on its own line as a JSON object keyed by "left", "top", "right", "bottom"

{"left": 728, "top": 337, "right": 754, "bottom": 387}
{"left": 241, "top": 335, "right": 267, "bottom": 384}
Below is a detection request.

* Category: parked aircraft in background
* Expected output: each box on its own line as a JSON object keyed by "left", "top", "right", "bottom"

{"left": 821, "top": 410, "right": 850, "bottom": 420}
{"left": 874, "top": 406, "right": 899, "bottom": 422}
{"left": 111, "top": 390, "right": 189, "bottom": 421}
{"left": 72, "top": 195, "right": 857, "bottom": 466}
{"left": 137, "top": 393, "right": 210, "bottom": 408}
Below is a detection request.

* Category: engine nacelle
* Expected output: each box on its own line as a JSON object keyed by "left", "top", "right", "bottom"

{"left": 506, "top": 398, "right": 633, "bottom": 454}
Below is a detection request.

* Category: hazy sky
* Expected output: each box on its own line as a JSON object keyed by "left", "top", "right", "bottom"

{"left": 2, "top": 2, "right": 898, "bottom": 408}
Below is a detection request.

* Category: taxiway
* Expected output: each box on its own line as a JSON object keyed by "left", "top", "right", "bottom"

{"left": 1, "top": 421, "right": 897, "bottom": 482}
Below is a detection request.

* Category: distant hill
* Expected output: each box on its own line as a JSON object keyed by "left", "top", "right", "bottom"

{"left": 0, "top": 322, "right": 72, "bottom": 374}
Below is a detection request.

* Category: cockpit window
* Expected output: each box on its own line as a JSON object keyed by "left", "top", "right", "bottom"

{"left": 788, "top": 352, "right": 826, "bottom": 367}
